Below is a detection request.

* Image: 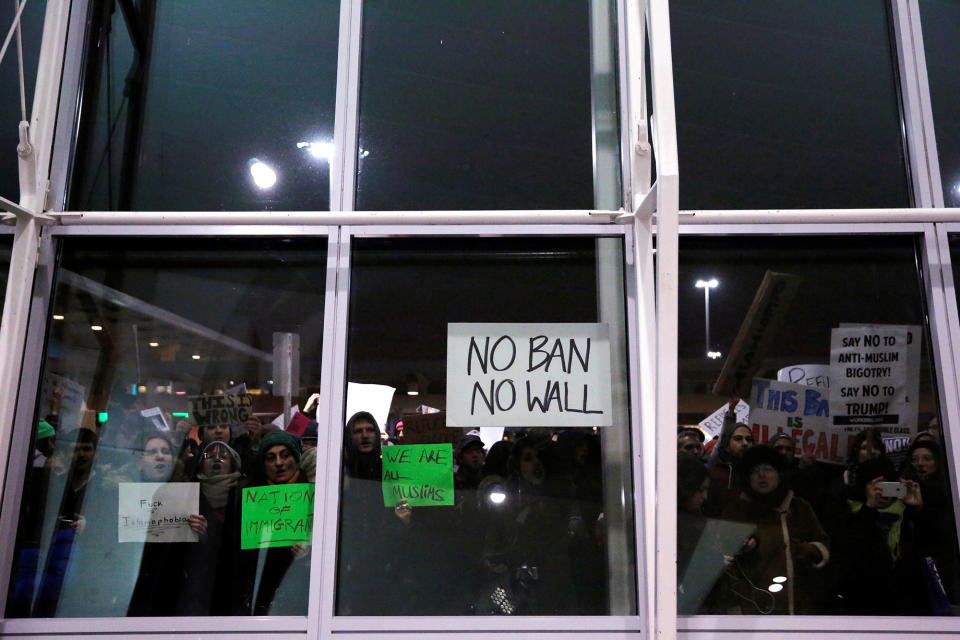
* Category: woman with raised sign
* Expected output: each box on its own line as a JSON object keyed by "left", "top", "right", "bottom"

{"left": 241, "top": 430, "right": 312, "bottom": 615}
{"left": 128, "top": 438, "right": 246, "bottom": 615}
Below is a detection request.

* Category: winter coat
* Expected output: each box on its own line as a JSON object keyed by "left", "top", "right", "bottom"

{"left": 722, "top": 490, "right": 830, "bottom": 614}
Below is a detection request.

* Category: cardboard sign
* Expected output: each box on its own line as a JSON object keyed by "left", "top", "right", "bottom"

{"left": 713, "top": 271, "right": 802, "bottom": 398}
{"left": 241, "top": 483, "right": 314, "bottom": 549}
{"left": 191, "top": 393, "right": 254, "bottom": 427}
{"left": 829, "top": 325, "right": 918, "bottom": 436}
{"left": 446, "top": 323, "right": 613, "bottom": 427}
{"left": 118, "top": 483, "right": 199, "bottom": 543}
{"left": 777, "top": 364, "right": 831, "bottom": 389}
{"left": 401, "top": 412, "right": 459, "bottom": 445}
{"left": 381, "top": 443, "right": 454, "bottom": 507}
{"left": 698, "top": 399, "right": 750, "bottom": 441}
{"left": 750, "top": 378, "right": 856, "bottom": 465}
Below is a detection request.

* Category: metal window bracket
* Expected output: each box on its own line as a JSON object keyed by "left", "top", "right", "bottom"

{"left": 1, "top": 121, "right": 53, "bottom": 223}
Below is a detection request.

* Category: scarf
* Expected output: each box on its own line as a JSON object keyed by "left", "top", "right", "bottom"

{"left": 197, "top": 471, "right": 241, "bottom": 509}
{"left": 268, "top": 469, "right": 302, "bottom": 486}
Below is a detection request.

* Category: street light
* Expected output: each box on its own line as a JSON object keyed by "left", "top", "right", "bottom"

{"left": 695, "top": 279, "right": 719, "bottom": 359}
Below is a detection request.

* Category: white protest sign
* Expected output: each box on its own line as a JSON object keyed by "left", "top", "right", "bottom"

{"left": 829, "top": 325, "right": 917, "bottom": 436}
{"left": 750, "top": 378, "right": 856, "bottom": 465}
{"left": 270, "top": 404, "right": 300, "bottom": 430}
{"left": 118, "top": 482, "right": 199, "bottom": 543}
{"left": 698, "top": 399, "right": 750, "bottom": 441}
{"left": 140, "top": 407, "right": 169, "bottom": 432}
{"left": 479, "top": 427, "right": 506, "bottom": 447}
{"left": 446, "top": 323, "right": 613, "bottom": 427}
{"left": 346, "top": 382, "right": 396, "bottom": 433}
{"left": 777, "top": 364, "right": 831, "bottom": 388}
{"left": 40, "top": 373, "right": 86, "bottom": 431}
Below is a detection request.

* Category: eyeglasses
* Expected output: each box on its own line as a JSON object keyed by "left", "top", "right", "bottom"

{"left": 202, "top": 452, "right": 229, "bottom": 461}
{"left": 750, "top": 464, "right": 777, "bottom": 475}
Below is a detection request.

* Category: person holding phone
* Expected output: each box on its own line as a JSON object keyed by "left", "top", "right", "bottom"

{"left": 833, "top": 456, "right": 929, "bottom": 614}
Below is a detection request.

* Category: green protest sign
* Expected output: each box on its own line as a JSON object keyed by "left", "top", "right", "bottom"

{"left": 240, "top": 483, "right": 314, "bottom": 549}
{"left": 381, "top": 443, "right": 454, "bottom": 507}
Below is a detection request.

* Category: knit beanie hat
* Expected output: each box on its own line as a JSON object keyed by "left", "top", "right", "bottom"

{"left": 200, "top": 440, "right": 242, "bottom": 472}
{"left": 261, "top": 430, "right": 302, "bottom": 466}
{"left": 770, "top": 432, "right": 795, "bottom": 448}
{"left": 737, "top": 444, "right": 784, "bottom": 491}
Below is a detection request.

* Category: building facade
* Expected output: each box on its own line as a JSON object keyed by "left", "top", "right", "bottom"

{"left": 0, "top": 0, "right": 958, "bottom": 638}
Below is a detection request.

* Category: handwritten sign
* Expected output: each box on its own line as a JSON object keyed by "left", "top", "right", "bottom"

{"left": 698, "top": 399, "right": 750, "bottom": 441}
{"left": 777, "top": 364, "right": 830, "bottom": 388}
{"left": 713, "top": 271, "right": 801, "bottom": 398}
{"left": 446, "top": 323, "right": 613, "bottom": 427}
{"left": 381, "top": 444, "right": 454, "bottom": 507}
{"left": 829, "top": 325, "right": 917, "bottom": 435}
{"left": 750, "top": 378, "right": 855, "bottom": 465}
{"left": 191, "top": 393, "right": 254, "bottom": 427}
{"left": 118, "top": 482, "right": 199, "bottom": 543}
{"left": 241, "top": 484, "right": 314, "bottom": 549}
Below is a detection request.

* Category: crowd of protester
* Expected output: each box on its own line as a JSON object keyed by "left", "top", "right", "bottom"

{"left": 678, "top": 398, "right": 960, "bottom": 615}
{"left": 9, "top": 393, "right": 610, "bottom": 617}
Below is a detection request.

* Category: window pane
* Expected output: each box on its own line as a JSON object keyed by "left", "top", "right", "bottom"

{"left": 69, "top": 1, "right": 339, "bottom": 211}
{"left": 920, "top": 0, "right": 960, "bottom": 207}
{"left": 6, "top": 237, "right": 327, "bottom": 617}
{"left": 355, "top": 1, "right": 618, "bottom": 210}
{"left": 0, "top": 0, "right": 45, "bottom": 201}
{"left": 336, "top": 236, "right": 637, "bottom": 615}
{"left": 677, "top": 235, "right": 956, "bottom": 616}
{"left": 670, "top": 0, "right": 910, "bottom": 209}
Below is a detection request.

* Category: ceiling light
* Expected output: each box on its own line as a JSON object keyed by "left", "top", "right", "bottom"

{"left": 52, "top": 314, "right": 64, "bottom": 320}
{"left": 148, "top": 341, "right": 159, "bottom": 347}
{"left": 91, "top": 325, "right": 103, "bottom": 331}
{"left": 192, "top": 354, "right": 201, "bottom": 360}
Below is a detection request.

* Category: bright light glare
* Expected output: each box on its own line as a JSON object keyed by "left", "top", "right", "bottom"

{"left": 192, "top": 354, "right": 201, "bottom": 360}
{"left": 249, "top": 159, "right": 277, "bottom": 189}
{"left": 707, "top": 351, "right": 722, "bottom": 359}
{"left": 768, "top": 583, "right": 784, "bottom": 593}
{"left": 148, "top": 341, "right": 159, "bottom": 347}
{"left": 489, "top": 491, "right": 506, "bottom": 505}
{"left": 90, "top": 325, "right": 103, "bottom": 332}
{"left": 695, "top": 278, "right": 719, "bottom": 289}
{"left": 407, "top": 390, "right": 419, "bottom": 396}
{"left": 52, "top": 314, "right": 64, "bottom": 320}
{"left": 772, "top": 576, "right": 787, "bottom": 583}
{"left": 297, "top": 140, "right": 335, "bottom": 160}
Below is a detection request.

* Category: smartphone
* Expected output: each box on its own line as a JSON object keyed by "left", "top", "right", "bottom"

{"left": 878, "top": 481, "right": 906, "bottom": 498}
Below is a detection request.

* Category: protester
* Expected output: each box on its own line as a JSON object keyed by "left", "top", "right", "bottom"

{"left": 903, "top": 440, "right": 960, "bottom": 605}
{"left": 832, "top": 456, "right": 929, "bottom": 614}
{"left": 705, "top": 399, "right": 754, "bottom": 515}
{"left": 678, "top": 427, "right": 706, "bottom": 459}
{"left": 128, "top": 438, "right": 239, "bottom": 615}
{"left": 247, "top": 430, "right": 311, "bottom": 615}
{"left": 721, "top": 445, "right": 830, "bottom": 614}
{"left": 482, "top": 434, "right": 577, "bottom": 614}
{"left": 454, "top": 431, "right": 486, "bottom": 490}
{"left": 336, "top": 411, "right": 410, "bottom": 615}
